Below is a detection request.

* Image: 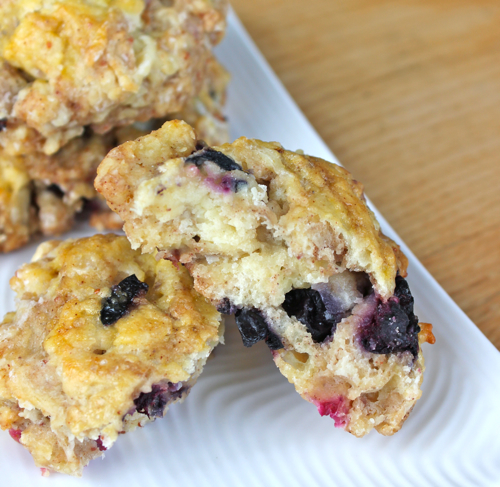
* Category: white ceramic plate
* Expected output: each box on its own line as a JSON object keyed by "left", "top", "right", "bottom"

{"left": 1, "top": 10, "right": 499, "bottom": 487}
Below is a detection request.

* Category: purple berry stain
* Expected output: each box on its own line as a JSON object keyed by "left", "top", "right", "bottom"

{"left": 185, "top": 147, "right": 248, "bottom": 194}
{"left": 313, "top": 396, "right": 351, "bottom": 428}
{"left": 9, "top": 429, "right": 21, "bottom": 443}
{"left": 100, "top": 275, "right": 148, "bottom": 326}
{"left": 360, "top": 276, "right": 420, "bottom": 356}
{"left": 95, "top": 436, "right": 107, "bottom": 451}
{"left": 205, "top": 174, "right": 247, "bottom": 194}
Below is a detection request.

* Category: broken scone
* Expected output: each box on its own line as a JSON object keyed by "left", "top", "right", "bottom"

{"left": 0, "top": 234, "right": 223, "bottom": 475}
{"left": 0, "top": 55, "right": 230, "bottom": 252}
{"left": 96, "top": 120, "right": 435, "bottom": 438}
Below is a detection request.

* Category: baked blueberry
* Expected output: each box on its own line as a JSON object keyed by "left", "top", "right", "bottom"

{"left": 134, "top": 383, "right": 188, "bottom": 419}
{"left": 360, "top": 276, "right": 420, "bottom": 356}
{"left": 220, "top": 175, "right": 248, "bottom": 193}
{"left": 235, "top": 308, "right": 283, "bottom": 350}
{"left": 283, "top": 288, "right": 342, "bottom": 342}
{"left": 100, "top": 275, "right": 149, "bottom": 326}
{"left": 186, "top": 147, "right": 243, "bottom": 172}
{"left": 217, "top": 298, "right": 237, "bottom": 315}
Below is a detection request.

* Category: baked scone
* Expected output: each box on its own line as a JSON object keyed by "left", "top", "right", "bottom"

{"left": 0, "top": 132, "right": 114, "bottom": 252}
{"left": 0, "top": 234, "right": 223, "bottom": 475}
{"left": 0, "top": 0, "right": 228, "bottom": 155}
{"left": 96, "top": 120, "right": 435, "bottom": 437}
{"left": 168, "top": 55, "right": 230, "bottom": 152}
{"left": 0, "top": 57, "right": 230, "bottom": 251}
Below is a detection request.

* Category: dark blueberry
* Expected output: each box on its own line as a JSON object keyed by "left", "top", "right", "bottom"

{"left": 134, "top": 382, "right": 187, "bottom": 418}
{"left": 0, "top": 119, "right": 7, "bottom": 131}
{"left": 234, "top": 179, "right": 248, "bottom": 192}
{"left": 264, "top": 331, "right": 284, "bottom": 351}
{"left": 185, "top": 147, "right": 242, "bottom": 172}
{"left": 394, "top": 275, "right": 415, "bottom": 318}
{"left": 46, "top": 184, "right": 65, "bottom": 198}
{"left": 282, "top": 288, "right": 341, "bottom": 343}
{"left": 235, "top": 307, "right": 283, "bottom": 350}
{"left": 235, "top": 308, "right": 267, "bottom": 346}
{"left": 360, "top": 276, "right": 420, "bottom": 356}
{"left": 100, "top": 275, "right": 149, "bottom": 326}
{"left": 217, "top": 297, "right": 237, "bottom": 315}
{"left": 195, "top": 140, "right": 208, "bottom": 151}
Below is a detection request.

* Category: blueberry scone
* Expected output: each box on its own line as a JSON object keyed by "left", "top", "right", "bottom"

{"left": 0, "top": 0, "right": 228, "bottom": 155}
{"left": 0, "top": 57, "right": 230, "bottom": 251}
{"left": 0, "top": 133, "right": 115, "bottom": 252}
{"left": 0, "top": 234, "right": 223, "bottom": 475}
{"left": 96, "top": 120, "right": 435, "bottom": 437}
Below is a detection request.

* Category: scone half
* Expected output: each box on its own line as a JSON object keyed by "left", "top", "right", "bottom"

{"left": 0, "top": 234, "right": 223, "bottom": 475}
{"left": 95, "top": 120, "right": 434, "bottom": 437}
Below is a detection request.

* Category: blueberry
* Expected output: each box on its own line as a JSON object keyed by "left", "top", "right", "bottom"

{"left": 0, "top": 119, "right": 6, "bottom": 131}
{"left": 282, "top": 288, "right": 341, "bottom": 343}
{"left": 235, "top": 307, "right": 283, "bottom": 350}
{"left": 185, "top": 147, "right": 242, "bottom": 172}
{"left": 100, "top": 275, "right": 148, "bottom": 326}
{"left": 46, "top": 184, "right": 64, "bottom": 198}
{"left": 234, "top": 179, "right": 248, "bottom": 192}
{"left": 195, "top": 140, "right": 208, "bottom": 151}
{"left": 360, "top": 276, "right": 420, "bottom": 356}
{"left": 264, "top": 331, "right": 284, "bottom": 350}
{"left": 394, "top": 275, "right": 415, "bottom": 318}
{"left": 220, "top": 174, "right": 248, "bottom": 193}
{"left": 217, "top": 297, "right": 237, "bottom": 315}
{"left": 134, "top": 382, "right": 187, "bottom": 418}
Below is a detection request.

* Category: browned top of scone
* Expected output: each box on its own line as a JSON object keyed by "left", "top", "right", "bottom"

{"left": 0, "top": 234, "right": 221, "bottom": 444}
{"left": 0, "top": 0, "right": 228, "bottom": 155}
{"left": 96, "top": 121, "right": 407, "bottom": 302}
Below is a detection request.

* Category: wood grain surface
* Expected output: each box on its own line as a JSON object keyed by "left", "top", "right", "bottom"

{"left": 230, "top": 0, "right": 500, "bottom": 349}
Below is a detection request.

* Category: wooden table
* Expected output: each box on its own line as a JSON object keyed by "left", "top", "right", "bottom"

{"left": 230, "top": 0, "right": 500, "bottom": 349}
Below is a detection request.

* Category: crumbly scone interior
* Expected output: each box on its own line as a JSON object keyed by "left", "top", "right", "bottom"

{"left": 0, "top": 132, "right": 115, "bottom": 252}
{"left": 265, "top": 287, "right": 427, "bottom": 437}
{"left": 97, "top": 121, "right": 406, "bottom": 307}
{"left": 0, "top": 234, "right": 222, "bottom": 475}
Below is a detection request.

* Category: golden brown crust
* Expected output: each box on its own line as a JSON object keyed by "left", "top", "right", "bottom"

{"left": 0, "top": 0, "right": 228, "bottom": 155}
{"left": 0, "top": 234, "right": 222, "bottom": 475}
{"left": 96, "top": 120, "right": 404, "bottom": 301}
{"left": 0, "top": 134, "right": 112, "bottom": 251}
{"left": 0, "top": 56, "right": 230, "bottom": 252}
